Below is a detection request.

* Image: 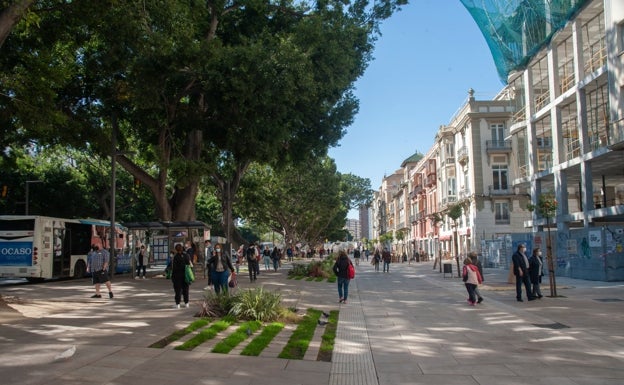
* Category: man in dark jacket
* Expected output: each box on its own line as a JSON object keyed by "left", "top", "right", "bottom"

{"left": 246, "top": 243, "right": 258, "bottom": 282}
{"left": 511, "top": 244, "right": 535, "bottom": 302}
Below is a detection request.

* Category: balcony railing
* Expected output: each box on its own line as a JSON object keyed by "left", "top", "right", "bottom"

{"left": 489, "top": 185, "right": 513, "bottom": 195}
{"left": 457, "top": 146, "right": 469, "bottom": 164}
{"left": 512, "top": 106, "right": 526, "bottom": 124}
{"left": 534, "top": 90, "right": 550, "bottom": 111}
{"left": 485, "top": 140, "right": 512, "bottom": 153}
{"left": 458, "top": 188, "right": 471, "bottom": 199}
{"left": 442, "top": 196, "right": 457, "bottom": 206}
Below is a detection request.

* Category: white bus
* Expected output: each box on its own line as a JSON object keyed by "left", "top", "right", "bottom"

{"left": 0, "top": 216, "right": 127, "bottom": 281}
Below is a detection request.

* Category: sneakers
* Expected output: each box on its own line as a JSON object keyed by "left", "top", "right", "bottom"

{"left": 342, "top": 300, "right": 347, "bottom": 304}
{"left": 108, "top": 292, "right": 114, "bottom": 299}
{"left": 134, "top": 276, "right": 140, "bottom": 280}
{"left": 477, "top": 297, "right": 484, "bottom": 304}
{"left": 142, "top": 276, "right": 146, "bottom": 279}
{"left": 185, "top": 303, "right": 189, "bottom": 308}
{"left": 91, "top": 294, "right": 102, "bottom": 298}
{"left": 339, "top": 298, "right": 344, "bottom": 303}
{"left": 174, "top": 304, "right": 180, "bottom": 309}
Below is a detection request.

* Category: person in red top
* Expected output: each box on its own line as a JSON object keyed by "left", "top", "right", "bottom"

{"left": 332, "top": 250, "right": 353, "bottom": 304}
{"left": 462, "top": 257, "right": 483, "bottom": 306}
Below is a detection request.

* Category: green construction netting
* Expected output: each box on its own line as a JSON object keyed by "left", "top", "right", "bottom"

{"left": 460, "top": 0, "right": 590, "bottom": 83}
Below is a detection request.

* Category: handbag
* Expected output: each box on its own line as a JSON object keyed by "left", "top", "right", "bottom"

{"left": 228, "top": 272, "right": 238, "bottom": 288}
{"left": 185, "top": 265, "right": 195, "bottom": 284}
{"left": 347, "top": 262, "right": 355, "bottom": 279}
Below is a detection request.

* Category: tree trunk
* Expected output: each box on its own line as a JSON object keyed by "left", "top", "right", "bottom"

{"left": 0, "top": 0, "right": 35, "bottom": 49}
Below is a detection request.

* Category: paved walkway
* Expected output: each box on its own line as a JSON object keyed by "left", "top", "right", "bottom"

{"left": 1, "top": 259, "right": 624, "bottom": 385}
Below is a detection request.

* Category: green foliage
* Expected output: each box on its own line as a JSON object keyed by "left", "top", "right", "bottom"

{"left": 211, "top": 320, "right": 262, "bottom": 354}
{"left": 448, "top": 204, "right": 463, "bottom": 222}
{"left": 288, "top": 263, "right": 310, "bottom": 278}
{"left": 240, "top": 322, "right": 285, "bottom": 356}
{"left": 238, "top": 158, "right": 347, "bottom": 247}
{"left": 198, "top": 291, "right": 239, "bottom": 318}
{"left": 175, "top": 316, "right": 235, "bottom": 351}
{"left": 2, "top": 0, "right": 407, "bottom": 226}
{"left": 229, "top": 288, "right": 282, "bottom": 322}
{"left": 148, "top": 318, "right": 210, "bottom": 348}
{"left": 288, "top": 259, "right": 334, "bottom": 280}
{"left": 527, "top": 192, "right": 558, "bottom": 218}
{"left": 318, "top": 310, "right": 339, "bottom": 362}
{"left": 278, "top": 308, "right": 322, "bottom": 359}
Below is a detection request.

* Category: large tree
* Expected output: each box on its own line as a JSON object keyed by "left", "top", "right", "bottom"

{"left": 237, "top": 158, "right": 373, "bottom": 247}
{"left": 1, "top": 0, "right": 406, "bottom": 229}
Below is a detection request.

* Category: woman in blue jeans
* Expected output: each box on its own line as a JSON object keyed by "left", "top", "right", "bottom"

{"left": 332, "top": 250, "right": 352, "bottom": 304}
{"left": 207, "top": 243, "right": 235, "bottom": 294}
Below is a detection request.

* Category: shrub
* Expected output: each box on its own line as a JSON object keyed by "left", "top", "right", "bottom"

{"left": 288, "top": 263, "right": 309, "bottom": 277}
{"left": 229, "top": 287, "right": 282, "bottom": 322}
{"left": 197, "top": 291, "right": 239, "bottom": 318}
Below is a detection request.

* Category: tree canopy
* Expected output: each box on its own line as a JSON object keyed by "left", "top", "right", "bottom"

{"left": 1, "top": 0, "right": 404, "bottom": 240}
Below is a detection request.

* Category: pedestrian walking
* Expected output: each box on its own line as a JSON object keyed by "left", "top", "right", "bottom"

{"left": 511, "top": 243, "right": 535, "bottom": 302}
{"left": 170, "top": 243, "right": 191, "bottom": 308}
{"left": 235, "top": 245, "right": 244, "bottom": 274}
{"left": 246, "top": 243, "right": 259, "bottom": 282}
{"left": 468, "top": 251, "right": 484, "bottom": 303}
{"left": 372, "top": 249, "right": 381, "bottom": 272}
{"left": 332, "top": 250, "right": 353, "bottom": 304}
{"left": 353, "top": 248, "right": 361, "bottom": 265}
{"left": 86, "top": 244, "right": 114, "bottom": 299}
{"left": 529, "top": 247, "right": 544, "bottom": 299}
{"left": 134, "top": 245, "right": 147, "bottom": 279}
{"left": 382, "top": 247, "right": 391, "bottom": 272}
{"left": 271, "top": 247, "right": 280, "bottom": 271}
{"left": 262, "top": 245, "right": 272, "bottom": 271}
{"left": 462, "top": 257, "right": 483, "bottom": 305}
{"left": 207, "top": 243, "right": 235, "bottom": 294}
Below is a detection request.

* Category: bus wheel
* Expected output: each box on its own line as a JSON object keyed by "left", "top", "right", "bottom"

{"left": 74, "top": 260, "right": 87, "bottom": 278}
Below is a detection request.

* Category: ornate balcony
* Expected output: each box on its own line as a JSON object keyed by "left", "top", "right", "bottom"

{"left": 457, "top": 146, "right": 469, "bottom": 165}
{"left": 485, "top": 140, "right": 512, "bottom": 154}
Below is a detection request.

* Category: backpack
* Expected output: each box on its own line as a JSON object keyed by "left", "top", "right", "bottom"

{"left": 246, "top": 247, "right": 256, "bottom": 262}
{"left": 347, "top": 262, "right": 355, "bottom": 279}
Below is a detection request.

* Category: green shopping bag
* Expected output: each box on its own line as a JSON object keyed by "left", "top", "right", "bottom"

{"left": 185, "top": 264, "right": 195, "bottom": 284}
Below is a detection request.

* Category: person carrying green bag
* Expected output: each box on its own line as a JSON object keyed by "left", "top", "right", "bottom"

{"left": 170, "top": 243, "right": 191, "bottom": 309}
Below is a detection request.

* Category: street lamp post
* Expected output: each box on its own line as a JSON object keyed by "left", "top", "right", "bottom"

{"left": 25, "top": 180, "right": 43, "bottom": 215}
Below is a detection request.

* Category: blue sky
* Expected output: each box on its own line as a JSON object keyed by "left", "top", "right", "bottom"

{"left": 327, "top": 1, "right": 505, "bottom": 218}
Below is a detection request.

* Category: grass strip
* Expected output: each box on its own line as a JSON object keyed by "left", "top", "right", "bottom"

{"left": 327, "top": 276, "right": 336, "bottom": 283}
{"left": 317, "top": 310, "right": 339, "bottom": 362}
{"left": 149, "top": 318, "right": 210, "bottom": 348}
{"left": 314, "top": 276, "right": 325, "bottom": 282}
{"left": 174, "top": 316, "right": 235, "bottom": 351}
{"left": 240, "top": 322, "right": 285, "bottom": 356}
{"left": 278, "top": 308, "right": 321, "bottom": 359}
{"left": 305, "top": 277, "right": 314, "bottom": 281}
{"left": 211, "top": 320, "right": 262, "bottom": 353}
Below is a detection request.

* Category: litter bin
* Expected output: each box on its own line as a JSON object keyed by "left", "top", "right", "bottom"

{"left": 443, "top": 263, "right": 452, "bottom": 278}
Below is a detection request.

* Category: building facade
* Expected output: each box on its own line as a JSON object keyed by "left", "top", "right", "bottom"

{"left": 370, "top": 0, "right": 624, "bottom": 280}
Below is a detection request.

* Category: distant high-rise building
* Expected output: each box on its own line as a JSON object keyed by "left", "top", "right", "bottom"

{"left": 359, "top": 205, "right": 371, "bottom": 240}
{"left": 345, "top": 218, "right": 360, "bottom": 241}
